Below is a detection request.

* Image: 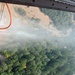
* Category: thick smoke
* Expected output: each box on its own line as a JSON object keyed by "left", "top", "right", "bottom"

{"left": 0, "top": 4, "right": 74, "bottom": 50}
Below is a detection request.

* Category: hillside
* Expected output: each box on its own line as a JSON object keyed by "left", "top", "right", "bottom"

{"left": 0, "top": 3, "right": 74, "bottom": 47}
{"left": 0, "top": 3, "right": 75, "bottom": 75}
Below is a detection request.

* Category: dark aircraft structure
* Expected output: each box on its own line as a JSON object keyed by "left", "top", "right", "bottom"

{"left": 0, "top": 0, "right": 75, "bottom": 12}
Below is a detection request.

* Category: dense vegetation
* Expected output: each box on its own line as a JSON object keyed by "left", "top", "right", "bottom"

{"left": 0, "top": 41, "right": 75, "bottom": 75}
{"left": 0, "top": 5, "right": 74, "bottom": 75}
{"left": 40, "top": 8, "right": 74, "bottom": 30}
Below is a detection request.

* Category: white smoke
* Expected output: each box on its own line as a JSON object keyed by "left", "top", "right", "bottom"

{"left": 0, "top": 4, "right": 74, "bottom": 50}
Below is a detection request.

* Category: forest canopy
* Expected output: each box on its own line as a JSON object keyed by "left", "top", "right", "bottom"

{"left": 0, "top": 41, "right": 75, "bottom": 75}
{"left": 0, "top": 5, "right": 75, "bottom": 75}
{"left": 40, "top": 8, "right": 74, "bottom": 30}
